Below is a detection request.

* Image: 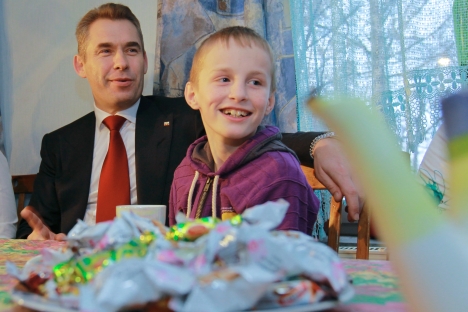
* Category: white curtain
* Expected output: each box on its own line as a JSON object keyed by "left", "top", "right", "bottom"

{"left": 290, "top": 0, "right": 466, "bottom": 169}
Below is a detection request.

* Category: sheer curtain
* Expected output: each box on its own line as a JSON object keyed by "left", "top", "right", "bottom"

{"left": 290, "top": 0, "right": 467, "bottom": 169}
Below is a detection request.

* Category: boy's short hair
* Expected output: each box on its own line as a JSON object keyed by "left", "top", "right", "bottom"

{"left": 189, "top": 26, "right": 276, "bottom": 92}
{"left": 76, "top": 2, "right": 144, "bottom": 61}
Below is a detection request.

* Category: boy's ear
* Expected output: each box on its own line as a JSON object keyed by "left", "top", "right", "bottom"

{"left": 185, "top": 82, "right": 200, "bottom": 110}
{"left": 73, "top": 55, "right": 87, "bottom": 78}
{"left": 265, "top": 92, "right": 275, "bottom": 115}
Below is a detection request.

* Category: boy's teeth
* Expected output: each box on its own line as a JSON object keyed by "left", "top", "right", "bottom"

{"left": 223, "top": 109, "right": 249, "bottom": 117}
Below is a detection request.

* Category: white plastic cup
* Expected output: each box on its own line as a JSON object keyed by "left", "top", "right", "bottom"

{"left": 116, "top": 205, "right": 166, "bottom": 223}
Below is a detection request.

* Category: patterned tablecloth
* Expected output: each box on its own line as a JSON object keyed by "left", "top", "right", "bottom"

{"left": 0, "top": 239, "right": 406, "bottom": 311}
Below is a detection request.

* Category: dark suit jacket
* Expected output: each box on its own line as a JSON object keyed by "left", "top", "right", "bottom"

{"left": 17, "top": 96, "right": 204, "bottom": 238}
{"left": 16, "top": 95, "right": 319, "bottom": 238}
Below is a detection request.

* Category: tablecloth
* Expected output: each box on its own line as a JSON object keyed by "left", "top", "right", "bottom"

{"left": 0, "top": 239, "right": 406, "bottom": 311}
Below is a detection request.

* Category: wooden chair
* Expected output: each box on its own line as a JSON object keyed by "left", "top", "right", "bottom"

{"left": 11, "top": 174, "right": 36, "bottom": 223}
{"left": 301, "top": 166, "right": 370, "bottom": 259}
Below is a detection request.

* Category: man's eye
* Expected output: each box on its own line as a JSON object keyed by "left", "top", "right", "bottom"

{"left": 128, "top": 48, "right": 139, "bottom": 54}
{"left": 99, "top": 49, "right": 111, "bottom": 54}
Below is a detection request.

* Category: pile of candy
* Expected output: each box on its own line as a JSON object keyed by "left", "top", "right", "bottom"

{"left": 8, "top": 200, "right": 352, "bottom": 312}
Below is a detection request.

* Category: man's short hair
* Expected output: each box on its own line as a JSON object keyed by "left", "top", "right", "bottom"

{"left": 76, "top": 2, "right": 144, "bottom": 60}
{"left": 189, "top": 26, "right": 276, "bottom": 92}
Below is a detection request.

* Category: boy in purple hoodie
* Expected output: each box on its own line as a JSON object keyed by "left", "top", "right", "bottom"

{"left": 169, "top": 26, "right": 319, "bottom": 234}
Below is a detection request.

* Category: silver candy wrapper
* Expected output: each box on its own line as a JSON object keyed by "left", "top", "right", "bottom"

{"left": 9, "top": 200, "right": 353, "bottom": 312}
{"left": 80, "top": 258, "right": 195, "bottom": 312}
{"left": 171, "top": 270, "right": 271, "bottom": 312}
{"left": 67, "top": 212, "right": 164, "bottom": 250}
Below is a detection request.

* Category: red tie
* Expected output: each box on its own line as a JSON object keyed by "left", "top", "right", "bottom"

{"left": 96, "top": 115, "right": 130, "bottom": 222}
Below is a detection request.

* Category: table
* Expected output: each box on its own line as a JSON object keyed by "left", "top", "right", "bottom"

{"left": 0, "top": 239, "right": 406, "bottom": 311}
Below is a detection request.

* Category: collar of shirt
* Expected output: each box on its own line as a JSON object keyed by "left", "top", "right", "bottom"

{"left": 94, "top": 98, "right": 140, "bottom": 129}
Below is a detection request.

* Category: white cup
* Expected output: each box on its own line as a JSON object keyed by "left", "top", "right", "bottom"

{"left": 116, "top": 205, "right": 166, "bottom": 223}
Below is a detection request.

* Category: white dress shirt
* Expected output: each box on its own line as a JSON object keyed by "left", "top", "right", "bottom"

{"left": 83, "top": 100, "right": 140, "bottom": 225}
{"left": 0, "top": 152, "right": 17, "bottom": 238}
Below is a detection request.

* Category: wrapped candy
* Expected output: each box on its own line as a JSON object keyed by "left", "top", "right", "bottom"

{"left": 9, "top": 200, "right": 353, "bottom": 312}
{"left": 171, "top": 268, "right": 271, "bottom": 312}
{"left": 254, "top": 278, "right": 326, "bottom": 309}
{"left": 53, "top": 232, "right": 156, "bottom": 292}
{"left": 168, "top": 201, "right": 349, "bottom": 312}
{"left": 166, "top": 216, "right": 220, "bottom": 242}
{"left": 80, "top": 258, "right": 196, "bottom": 312}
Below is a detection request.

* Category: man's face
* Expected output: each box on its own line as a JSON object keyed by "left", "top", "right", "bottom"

{"left": 185, "top": 39, "right": 275, "bottom": 147}
{"left": 74, "top": 19, "right": 148, "bottom": 114}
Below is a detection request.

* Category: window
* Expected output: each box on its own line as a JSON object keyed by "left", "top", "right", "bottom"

{"left": 290, "top": 0, "right": 465, "bottom": 168}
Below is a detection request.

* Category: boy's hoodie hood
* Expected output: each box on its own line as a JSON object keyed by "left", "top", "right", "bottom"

{"left": 188, "top": 126, "right": 298, "bottom": 176}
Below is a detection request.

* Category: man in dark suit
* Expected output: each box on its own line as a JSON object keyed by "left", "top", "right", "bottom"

{"left": 17, "top": 3, "right": 364, "bottom": 240}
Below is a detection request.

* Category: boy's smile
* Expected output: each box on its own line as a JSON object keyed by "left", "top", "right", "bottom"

{"left": 221, "top": 108, "right": 252, "bottom": 118}
{"left": 185, "top": 38, "right": 275, "bottom": 150}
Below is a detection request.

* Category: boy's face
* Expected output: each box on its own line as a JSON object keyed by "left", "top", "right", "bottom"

{"left": 185, "top": 38, "right": 275, "bottom": 147}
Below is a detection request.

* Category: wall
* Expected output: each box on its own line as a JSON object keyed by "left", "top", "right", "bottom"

{"left": 0, "top": 0, "right": 157, "bottom": 174}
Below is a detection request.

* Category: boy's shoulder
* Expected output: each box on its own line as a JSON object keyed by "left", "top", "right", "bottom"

{"left": 249, "top": 148, "right": 303, "bottom": 178}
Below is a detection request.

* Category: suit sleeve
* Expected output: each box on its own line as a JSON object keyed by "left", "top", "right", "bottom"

{"left": 16, "top": 133, "right": 62, "bottom": 238}
{"left": 281, "top": 131, "right": 325, "bottom": 168}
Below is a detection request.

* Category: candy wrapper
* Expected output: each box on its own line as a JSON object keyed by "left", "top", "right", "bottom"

{"left": 171, "top": 269, "right": 272, "bottom": 312}
{"left": 80, "top": 258, "right": 195, "bottom": 312}
{"left": 9, "top": 200, "right": 353, "bottom": 312}
{"left": 166, "top": 216, "right": 220, "bottom": 242}
{"left": 170, "top": 201, "right": 348, "bottom": 312}
{"left": 53, "top": 231, "right": 157, "bottom": 294}
{"left": 254, "top": 278, "right": 327, "bottom": 309}
{"left": 67, "top": 211, "right": 164, "bottom": 250}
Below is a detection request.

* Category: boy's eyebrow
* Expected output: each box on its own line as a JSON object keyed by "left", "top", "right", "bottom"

{"left": 210, "top": 68, "right": 269, "bottom": 76}
{"left": 248, "top": 70, "right": 269, "bottom": 76}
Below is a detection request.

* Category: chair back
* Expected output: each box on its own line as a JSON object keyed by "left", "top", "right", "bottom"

{"left": 301, "top": 165, "right": 370, "bottom": 259}
{"left": 11, "top": 174, "right": 36, "bottom": 223}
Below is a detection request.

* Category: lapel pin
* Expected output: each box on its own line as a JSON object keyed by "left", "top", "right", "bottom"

{"left": 164, "top": 121, "right": 170, "bottom": 126}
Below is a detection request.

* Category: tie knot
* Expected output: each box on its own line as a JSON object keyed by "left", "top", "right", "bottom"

{"left": 103, "top": 115, "right": 127, "bottom": 131}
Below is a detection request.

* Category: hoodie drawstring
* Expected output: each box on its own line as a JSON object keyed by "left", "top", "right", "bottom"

{"left": 186, "top": 171, "right": 199, "bottom": 217}
{"left": 211, "top": 175, "right": 219, "bottom": 218}
{"left": 186, "top": 171, "right": 220, "bottom": 219}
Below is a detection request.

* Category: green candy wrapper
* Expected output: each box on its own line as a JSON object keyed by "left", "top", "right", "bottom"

{"left": 166, "top": 215, "right": 244, "bottom": 242}
{"left": 166, "top": 217, "right": 221, "bottom": 242}
{"left": 53, "top": 231, "right": 156, "bottom": 292}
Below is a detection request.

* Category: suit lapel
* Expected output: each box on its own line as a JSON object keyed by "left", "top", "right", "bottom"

{"left": 57, "top": 113, "right": 95, "bottom": 223}
{"left": 135, "top": 97, "right": 173, "bottom": 204}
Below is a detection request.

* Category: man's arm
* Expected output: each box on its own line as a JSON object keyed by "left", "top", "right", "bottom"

{"left": 16, "top": 134, "right": 62, "bottom": 238}
{"left": 282, "top": 131, "right": 324, "bottom": 167}
{"left": 281, "top": 132, "right": 364, "bottom": 222}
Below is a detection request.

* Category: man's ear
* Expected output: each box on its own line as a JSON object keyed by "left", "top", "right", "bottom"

{"left": 73, "top": 55, "right": 87, "bottom": 78}
{"left": 184, "top": 82, "right": 200, "bottom": 110}
{"left": 143, "top": 51, "right": 148, "bottom": 74}
{"left": 265, "top": 92, "right": 275, "bottom": 115}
